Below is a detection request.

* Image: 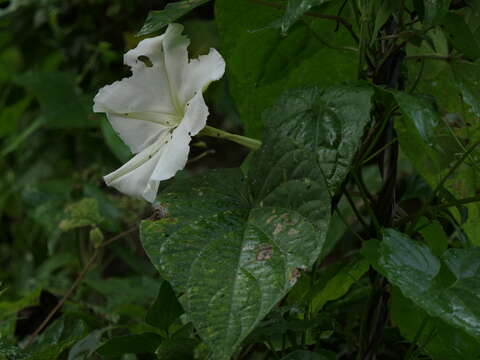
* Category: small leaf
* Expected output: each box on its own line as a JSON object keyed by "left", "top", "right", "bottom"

{"left": 154, "top": 338, "right": 198, "bottom": 360}
{"left": 416, "top": 218, "right": 448, "bottom": 257}
{"left": 451, "top": 60, "right": 480, "bottom": 117}
{"left": 310, "top": 257, "right": 369, "bottom": 312}
{"left": 442, "top": 12, "right": 480, "bottom": 60}
{"left": 96, "top": 333, "right": 162, "bottom": 357}
{"left": 371, "top": 1, "right": 398, "bottom": 45}
{"left": 59, "top": 198, "right": 103, "bottom": 232}
{"left": 392, "top": 91, "right": 440, "bottom": 144}
{"left": 68, "top": 328, "right": 109, "bottom": 360}
{"left": 89, "top": 227, "right": 104, "bottom": 248}
{"left": 393, "top": 93, "right": 447, "bottom": 184}
{"left": 146, "top": 281, "right": 184, "bottom": 332}
{"left": 28, "top": 317, "right": 88, "bottom": 360}
{"left": 137, "top": 0, "right": 211, "bottom": 36}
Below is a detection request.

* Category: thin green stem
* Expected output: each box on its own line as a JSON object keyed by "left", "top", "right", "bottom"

{"left": 400, "top": 194, "right": 480, "bottom": 226}
{"left": 201, "top": 125, "right": 261, "bottom": 150}
{"left": 361, "top": 138, "right": 398, "bottom": 166}
{"left": 359, "top": 106, "right": 397, "bottom": 166}
{"left": 335, "top": 207, "right": 365, "bottom": 242}
{"left": 408, "top": 57, "right": 425, "bottom": 93}
{"left": 404, "top": 54, "right": 463, "bottom": 62}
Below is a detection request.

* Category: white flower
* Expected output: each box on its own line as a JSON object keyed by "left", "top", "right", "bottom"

{"left": 93, "top": 23, "right": 225, "bottom": 202}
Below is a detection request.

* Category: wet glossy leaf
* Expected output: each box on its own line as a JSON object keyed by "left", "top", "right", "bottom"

{"left": 215, "top": 0, "right": 357, "bottom": 136}
{"left": 392, "top": 91, "right": 440, "bottom": 144}
{"left": 369, "top": 229, "right": 480, "bottom": 341}
{"left": 391, "top": 287, "right": 480, "bottom": 360}
{"left": 137, "top": 0, "right": 211, "bottom": 36}
{"left": 264, "top": 85, "right": 374, "bottom": 192}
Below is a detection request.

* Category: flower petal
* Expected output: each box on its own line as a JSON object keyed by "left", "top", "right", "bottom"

{"left": 106, "top": 114, "right": 170, "bottom": 154}
{"left": 181, "top": 90, "right": 209, "bottom": 136}
{"left": 103, "top": 135, "right": 168, "bottom": 202}
{"left": 179, "top": 48, "right": 226, "bottom": 105}
{"left": 151, "top": 124, "right": 191, "bottom": 183}
{"left": 93, "top": 62, "right": 177, "bottom": 116}
{"left": 93, "top": 23, "right": 192, "bottom": 153}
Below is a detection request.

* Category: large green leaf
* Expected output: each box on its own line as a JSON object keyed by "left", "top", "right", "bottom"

{"left": 391, "top": 287, "right": 480, "bottom": 360}
{"left": 265, "top": 85, "right": 374, "bottom": 192}
{"left": 137, "top": 0, "right": 211, "bottom": 36}
{"left": 215, "top": 0, "right": 357, "bottom": 137}
{"left": 366, "top": 229, "right": 480, "bottom": 341}
{"left": 141, "top": 85, "right": 373, "bottom": 359}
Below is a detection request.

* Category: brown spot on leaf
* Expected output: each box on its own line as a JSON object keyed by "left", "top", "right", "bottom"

{"left": 273, "top": 223, "right": 284, "bottom": 235}
{"left": 288, "top": 229, "right": 299, "bottom": 236}
{"left": 289, "top": 268, "right": 301, "bottom": 285}
{"left": 256, "top": 246, "right": 273, "bottom": 261}
{"left": 266, "top": 215, "right": 277, "bottom": 224}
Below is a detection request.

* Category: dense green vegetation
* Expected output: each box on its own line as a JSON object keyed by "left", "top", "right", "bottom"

{"left": 1, "top": 0, "right": 480, "bottom": 359}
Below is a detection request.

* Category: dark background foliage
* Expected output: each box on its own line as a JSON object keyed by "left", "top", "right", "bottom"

{"left": 1, "top": 0, "right": 480, "bottom": 359}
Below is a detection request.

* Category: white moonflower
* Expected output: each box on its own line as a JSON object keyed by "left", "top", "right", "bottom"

{"left": 93, "top": 23, "right": 225, "bottom": 202}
